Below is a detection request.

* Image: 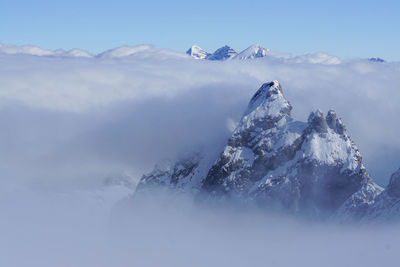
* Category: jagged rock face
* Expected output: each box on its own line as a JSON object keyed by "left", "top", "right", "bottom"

{"left": 136, "top": 153, "right": 211, "bottom": 193}
{"left": 136, "top": 81, "right": 381, "bottom": 218}
{"left": 359, "top": 169, "right": 400, "bottom": 221}
{"left": 186, "top": 45, "right": 209, "bottom": 59}
{"left": 206, "top": 45, "right": 237, "bottom": 61}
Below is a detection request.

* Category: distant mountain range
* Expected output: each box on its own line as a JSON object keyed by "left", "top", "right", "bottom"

{"left": 0, "top": 43, "right": 93, "bottom": 58}
{"left": 186, "top": 44, "right": 270, "bottom": 61}
{"left": 0, "top": 43, "right": 386, "bottom": 64}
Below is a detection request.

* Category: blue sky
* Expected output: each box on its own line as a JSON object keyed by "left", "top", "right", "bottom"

{"left": 1, "top": 0, "right": 399, "bottom": 60}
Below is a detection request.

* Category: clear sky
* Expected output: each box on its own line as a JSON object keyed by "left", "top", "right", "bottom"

{"left": 1, "top": 0, "right": 399, "bottom": 60}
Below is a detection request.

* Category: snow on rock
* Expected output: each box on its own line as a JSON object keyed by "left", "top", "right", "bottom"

{"left": 137, "top": 153, "right": 216, "bottom": 194}
{"left": 186, "top": 45, "right": 209, "bottom": 59}
{"left": 357, "top": 168, "right": 400, "bottom": 221}
{"left": 206, "top": 45, "right": 237, "bottom": 61}
{"left": 234, "top": 44, "right": 270, "bottom": 60}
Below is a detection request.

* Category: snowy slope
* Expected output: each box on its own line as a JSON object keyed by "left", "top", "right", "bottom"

{"left": 206, "top": 45, "right": 237, "bottom": 60}
{"left": 234, "top": 44, "right": 270, "bottom": 60}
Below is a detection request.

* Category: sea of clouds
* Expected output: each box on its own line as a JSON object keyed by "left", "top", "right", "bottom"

{"left": 1, "top": 44, "right": 399, "bottom": 266}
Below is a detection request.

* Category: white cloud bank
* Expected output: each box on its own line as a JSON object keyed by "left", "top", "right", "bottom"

{"left": 0, "top": 44, "right": 399, "bottom": 267}
{"left": 0, "top": 44, "right": 398, "bottom": 184}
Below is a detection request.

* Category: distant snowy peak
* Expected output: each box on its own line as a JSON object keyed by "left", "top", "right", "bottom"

{"left": 185, "top": 44, "right": 341, "bottom": 64}
{"left": 368, "top": 57, "right": 385, "bottom": 63}
{"left": 234, "top": 44, "right": 270, "bottom": 60}
{"left": 186, "top": 45, "right": 209, "bottom": 59}
{"left": 206, "top": 45, "right": 237, "bottom": 61}
{"left": 97, "top": 45, "right": 152, "bottom": 58}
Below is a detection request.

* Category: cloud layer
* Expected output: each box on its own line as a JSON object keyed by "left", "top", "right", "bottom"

{"left": 1, "top": 44, "right": 400, "bottom": 267}
{"left": 1, "top": 46, "right": 399, "bottom": 187}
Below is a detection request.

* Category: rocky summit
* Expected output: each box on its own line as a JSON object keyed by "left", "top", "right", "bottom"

{"left": 137, "top": 81, "right": 383, "bottom": 220}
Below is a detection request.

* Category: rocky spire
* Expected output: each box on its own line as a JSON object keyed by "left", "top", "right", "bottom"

{"left": 239, "top": 81, "right": 292, "bottom": 131}
{"left": 307, "top": 110, "right": 328, "bottom": 133}
{"left": 326, "top": 110, "right": 346, "bottom": 134}
{"left": 246, "top": 80, "right": 284, "bottom": 111}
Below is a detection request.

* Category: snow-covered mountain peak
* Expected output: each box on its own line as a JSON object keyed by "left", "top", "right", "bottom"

{"left": 249, "top": 80, "right": 283, "bottom": 104}
{"left": 206, "top": 45, "right": 237, "bottom": 61}
{"left": 387, "top": 168, "right": 400, "bottom": 197}
{"left": 243, "top": 80, "right": 291, "bottom": 122}
{"left": 186, "top": 45, "right": 209, "bottom": 59}
{"left": 234, "top": 44, "right": 270, "bottom": 60}
{"left": 137, "top": 81, "right": 382, "bottom": 219}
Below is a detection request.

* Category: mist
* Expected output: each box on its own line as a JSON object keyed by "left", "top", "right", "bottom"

{"left": 1, "top": 47, "right": 400, "bottom": 266}
{"left": 1, "top": 187, "right": 399, "bottom": 267}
